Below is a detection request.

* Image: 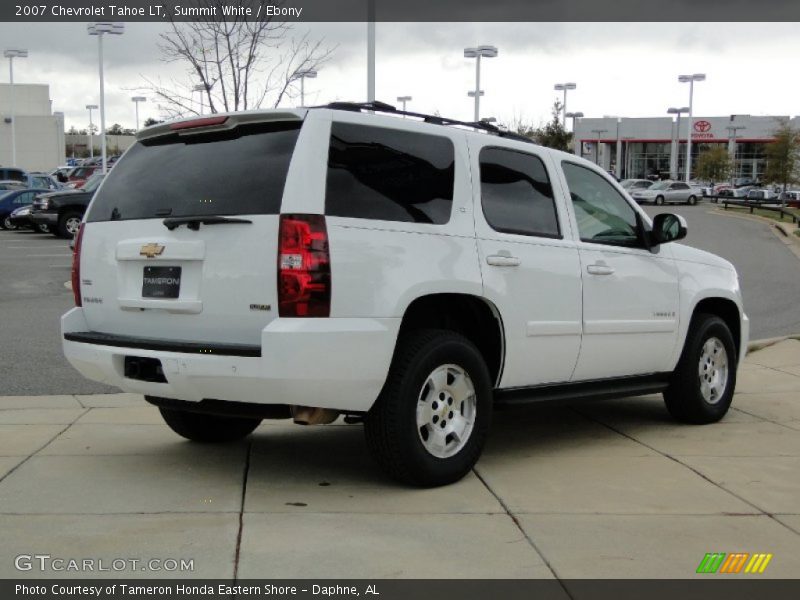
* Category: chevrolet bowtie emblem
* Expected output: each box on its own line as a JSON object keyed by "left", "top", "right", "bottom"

{"left": 139, "top": 243, "right": 165, "bottom": 258}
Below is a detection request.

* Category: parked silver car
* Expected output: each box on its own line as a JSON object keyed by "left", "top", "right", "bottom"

{"left": 746, "top": 189, "right": 779, "bottom": 204}
{"left": 630, "top": 181, "right": 700, "bottom": 205}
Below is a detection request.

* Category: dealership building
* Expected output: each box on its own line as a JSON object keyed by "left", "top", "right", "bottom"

{"left": 573, "top": 114, "right": 799, "bottom": 182}
{"left": 0, "top": 83, "right": 65, "bottom": 172}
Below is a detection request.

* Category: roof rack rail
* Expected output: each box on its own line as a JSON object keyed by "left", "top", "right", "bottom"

{"left": 315, "top": 101, "right": 537, "bottom": 146}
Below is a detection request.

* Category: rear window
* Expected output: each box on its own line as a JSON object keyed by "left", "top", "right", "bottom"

{"left": 87, "top": 121, "right": 301, "bottom": 222}
{"left": 325, "top": 122, "right": 455, "bottom": 224}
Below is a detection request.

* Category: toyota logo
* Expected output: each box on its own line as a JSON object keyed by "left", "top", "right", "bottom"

{"left": 694, "top": 120, "right": 712, "bottom": 133}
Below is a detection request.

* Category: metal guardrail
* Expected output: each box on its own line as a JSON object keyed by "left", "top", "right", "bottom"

{"left": 706, "top": 196, "right": 799, "bottom": 224}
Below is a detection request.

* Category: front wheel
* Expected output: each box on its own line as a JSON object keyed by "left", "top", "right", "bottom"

{"left": 364, "top": 329, "right": 492, "bottom": 487}
{"left": 655, "top": 195, "right": 665, "bottom": 206}
{"left": 0, "top": 216, "right": 11, "bottom": 230}
{"left": 57, "top": 211, "right": 83, "bottom": 239}
{"left": 158, "top": 406, "right": 261, "bottom": 442}
{"left": 688, "top": 195, "right": 697, "bottom": 205}
{"left": 664, "top": 314, "right": 737, "bottom": 424}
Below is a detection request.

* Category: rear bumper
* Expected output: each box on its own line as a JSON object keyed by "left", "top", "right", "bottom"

{"left": 62, "top": 308, "right": 400, "bottom": 412}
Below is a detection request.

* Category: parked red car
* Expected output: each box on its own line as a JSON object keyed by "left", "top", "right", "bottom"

{"left": 67, "top": 165, "right": 100, "bottom": 189}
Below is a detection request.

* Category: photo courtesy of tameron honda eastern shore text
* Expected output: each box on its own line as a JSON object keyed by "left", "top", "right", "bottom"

{"left": 61, "top": 101, "right": 749, "bottom": 487}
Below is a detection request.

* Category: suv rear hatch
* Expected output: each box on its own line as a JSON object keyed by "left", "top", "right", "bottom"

{"left": 78, "top": 113, "right": 304, "bottom": 347}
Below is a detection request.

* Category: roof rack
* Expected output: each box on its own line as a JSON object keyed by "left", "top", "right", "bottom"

{"left": 317, "top": 101, "right": 536, "bottom": 145}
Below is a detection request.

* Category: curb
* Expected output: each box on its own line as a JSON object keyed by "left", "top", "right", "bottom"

{"left": 748, "top": 334, "right": 800, "bottom": 353}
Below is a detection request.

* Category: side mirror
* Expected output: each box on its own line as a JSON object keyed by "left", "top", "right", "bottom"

{"left": 650, "top": 213, "right": 687, "bottom": 245}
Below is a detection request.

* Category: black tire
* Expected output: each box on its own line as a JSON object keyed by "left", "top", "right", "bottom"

{"left": 0, "top": 217, "right": 8, "bottom": 230}
{"left": 655, "top": 195, "right": 665, "bottom": 206}
{"left": 158, "top": 406, "right": 261, "bottom": 443}
{"left": 364, "top": 329, "right": 492, "bottom": 487}
{"left": 688, "top": 195, "right": 697, "bottom": 205}
{"left": 33, "top": 223, "right": 49, "bottom": 233}
{"left": 664, "top": 314, "right": 737, "bottom": 424}
{"left": 57, "top": 211, "right": 83, "bottom": 239}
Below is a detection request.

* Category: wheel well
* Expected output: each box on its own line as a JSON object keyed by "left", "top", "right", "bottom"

{"left": 692, "top": 297, "right": 741, "bottom": 358}
{"left": 398, "top": 294, "right": 504, "bottom": 386}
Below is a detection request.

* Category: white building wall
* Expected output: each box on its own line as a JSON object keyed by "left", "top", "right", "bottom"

{"left": 0, "top": 83, "right": 65, "bottom": 171}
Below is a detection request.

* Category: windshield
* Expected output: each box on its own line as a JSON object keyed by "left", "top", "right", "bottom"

{"left": 650, "top": 182, "right": 671, "bottom": 190}
{"left": 82, "top": 173, "right": 105, "bottom": 193}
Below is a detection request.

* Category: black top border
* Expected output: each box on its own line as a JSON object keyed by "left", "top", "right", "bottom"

{"left": 3, "top": 0, "right": 800, "bottom": 22}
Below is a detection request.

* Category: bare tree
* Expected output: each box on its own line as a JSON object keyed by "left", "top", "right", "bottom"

{"left": 142, "top": 0, "right": 335, "bottom": 118}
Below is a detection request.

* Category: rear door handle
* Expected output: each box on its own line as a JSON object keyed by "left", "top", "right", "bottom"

{"left": 587, "top": 264, "right": 615, "bottom": 275}
{"left": 486, "top": 254, "right": 521, "bottom": 267}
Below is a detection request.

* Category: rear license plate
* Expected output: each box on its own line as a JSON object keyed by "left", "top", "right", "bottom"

{"left": 142, "top": 266, "right": 181, "bottom": 299}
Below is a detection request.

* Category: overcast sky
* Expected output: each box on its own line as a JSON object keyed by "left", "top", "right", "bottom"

{"left": 2, "top": 22, "right": 799, "bottom": 130}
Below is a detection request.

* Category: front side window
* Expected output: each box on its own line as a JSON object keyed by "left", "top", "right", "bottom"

{"left": 562, "top": 162, "right": 641, "bottom": 247}
{"left": 479, "top": 147, "right": 560, "bottom": 238}
{"left": 325, "top": 122, "right": 455, "bottom": 224}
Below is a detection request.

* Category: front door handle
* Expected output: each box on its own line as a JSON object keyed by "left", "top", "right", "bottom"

{"left": 587, "top": 264, "right": 615, "bottom": 276}
{"left": 486, "top": 254, "right": 521, "bottom": 267}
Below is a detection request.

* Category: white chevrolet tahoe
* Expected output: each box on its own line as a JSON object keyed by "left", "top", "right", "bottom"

{"left": 62, "top": 102, "right": 749, "bottom": 487}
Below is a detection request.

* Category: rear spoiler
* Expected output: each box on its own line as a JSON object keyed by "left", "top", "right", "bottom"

{"left": 137, "top": 109, "right": 308, "bottom": 141}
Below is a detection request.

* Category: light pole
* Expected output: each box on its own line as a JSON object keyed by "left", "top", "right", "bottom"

{"left": 291, "top": 69, "right": 318, "bottom": 107}
{"left": 367, "top": 0, "right": 375, "bottom": 102}
{"left": 678, "top": 73, "right": 706, "bottom": 183}
{"left": 85, "top": 104, "right": 98, "bottom": 158}
{"left": 396, "top": 96, "right": 412, "bottom": 112}
{"left": 554, "top": 82, "right": 576, "bottom": 127}
{"left": 726, "top": 122, "right": 746, "bottom": 187}
{"left": 464, "top": 45, "right": 498, "bottom": 122}
{"left": 193, "top": 84, "right": 205, "bottom": 115}
{"left": 4, "top": 48, "right": 28, "bottom": 168}
{"left": 591, "top": 129, "right": 608, "bottom": 166}
{"left": 667, "top": 106, "right": 689, "bottom": 180}
{"left": 131, "top": 96, "right": 146, "bottom": 130}
{"left": 87, "top": 22, "right": 125, "bottom": 174}
{"left": 565, "top": 111, "right": 583, "bottom": 155}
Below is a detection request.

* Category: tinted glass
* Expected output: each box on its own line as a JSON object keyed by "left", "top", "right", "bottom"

{"left": 479, "top": 147, "right": 560, "bottom": 238}
{"left": 325, "top": 122, "right": 454, "bottom": 224}
{"left": 88, "top": 121, "right": 301, "bottom": 222}
{"left": 562, "top": 162, "right": 641, "bottom": 247}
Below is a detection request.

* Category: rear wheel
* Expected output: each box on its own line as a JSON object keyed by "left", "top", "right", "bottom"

{"left": 57, "top": 211, "right": 82, "bottom": 239}
{"left": 33, "top": 223, "right": 50, "bottom": 233}
{"left": 688, "top": 195, "right": 697, "bottom": 205}
{"left": 364, "top": 329, "right": 492, "bottom": 487}
{"left": 655, "top": 195, "right": 665, "bottom": 205}
{"left": 158, "top": 406, "right": 261, "bottom": 443}
{"left": 0, "top": 216, "right": 10, "bottom": 230}
{"left": 664, "top": 314, "right": 737, "bottom": 424}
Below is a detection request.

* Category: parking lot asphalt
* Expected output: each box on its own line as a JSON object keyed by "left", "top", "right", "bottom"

{"left": 0, "top": 339, "right": 799, "bottom": 579}
{"left": 1, "top": 203, "right": 799, "bottom": 396}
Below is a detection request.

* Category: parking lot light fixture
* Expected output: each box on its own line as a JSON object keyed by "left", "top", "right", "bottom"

{"left": 726, "top": 122, "right": 747, "bottom": 187}
{"left": 565, "top": 111, "right": 584, "bottom": 155}
{"left": 85, "top": 104, "right": 98, "bottom": 158}
{"left": 396, "top": 96, "right": 412, "bottom": 113}
{"left": 667, "top": 107, "right": 689, "bottom": 179}
{"left": 291, "top": 69, "right": 318, "bottom": 108}
{"left": 464, "top": 45, "right": 498, "bottom": 122}
{"left": 88, "top": 22, "right": 125, "bottom": 174}
{"left": 4, "top": 48, "right": 28, "bottom": 167}
{"left": 131, "top": 96, "right": 146, "bottom": 130}
{"left": 554, "top": 82, "right": 577, "bottom": 127}
{"left": 192, "top": 84, "right": 206, "bottom": 115}
{"left": 678, "top": 73, "right": 706, "bottom": 183}
{"left": 591, "top": 128, "right": 608, "bottom": 166}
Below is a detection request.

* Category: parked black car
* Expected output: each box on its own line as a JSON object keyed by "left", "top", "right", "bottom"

{"left": 0, "top": 188, "right": 52, "bottom": 229}
{"left": 30, "top": 172, "right": 104, "bottom": 238}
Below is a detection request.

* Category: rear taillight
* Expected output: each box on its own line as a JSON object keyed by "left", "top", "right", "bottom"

{"left": 278, "top": 214, "right": 330, "bottom": 317}
{"left": 71, "top": 223, "right": 85, "bottom": 307}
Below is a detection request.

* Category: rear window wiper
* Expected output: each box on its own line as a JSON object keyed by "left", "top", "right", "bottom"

{"left": 162, "top": 216, "right": 253, "bottom": 231}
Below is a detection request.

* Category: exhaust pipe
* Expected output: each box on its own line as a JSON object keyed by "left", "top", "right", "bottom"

{"left": 291, "top": 406, "right": 340, "bottom": 425}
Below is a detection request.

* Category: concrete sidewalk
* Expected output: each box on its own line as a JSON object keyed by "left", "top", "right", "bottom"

{"left": 1, "top": 341, "right": 799, "bottom": 580}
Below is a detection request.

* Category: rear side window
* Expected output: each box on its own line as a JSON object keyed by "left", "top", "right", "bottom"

{"left": 479, "top": 147, "right": 560, "bottom": 238}
{"left": 87, "top": 121, "right": 301, "bottom": 222}
{"left": 325, "top": 122, "right": 455, "bottom": 224}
